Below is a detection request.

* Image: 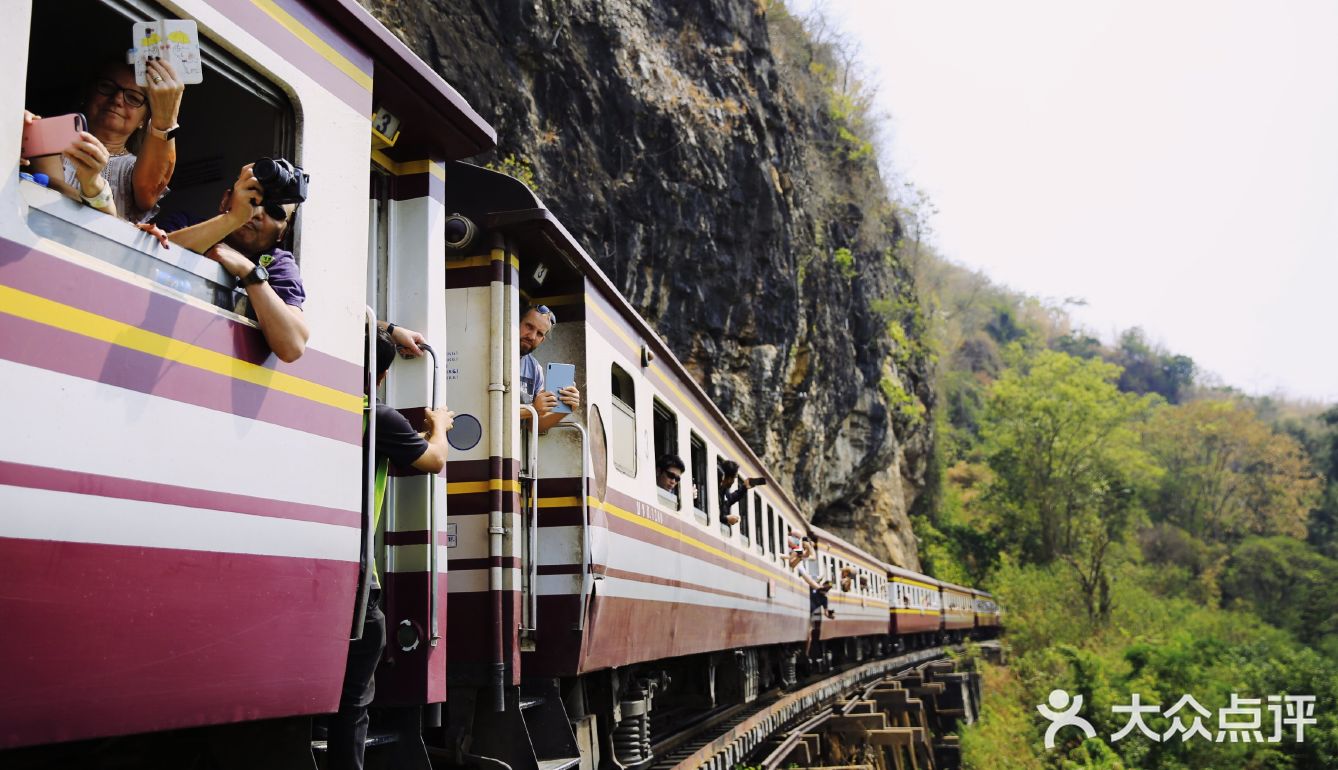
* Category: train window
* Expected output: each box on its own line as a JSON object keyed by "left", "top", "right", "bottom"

{"left": 689, "top": 433, "right": 708, "bottom": 518}
{"left": 611, "top": 364, "right": 637, "bottom": 477}
{"left": 753, "top": 494, "right": 765, "bottom": 554}
{"left": 652, "top": 399, "right": 680, "bottom": 509}
{"left": 22, "top": 0, "right": 296, "bottom": 313}
{"left": 738, "top": 485, "right": 750, "bottom": 544}
{"left": 767, "top": 506, "right": 777, "bottom": 555}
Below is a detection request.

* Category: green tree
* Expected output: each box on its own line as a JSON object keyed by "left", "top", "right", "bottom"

{"left": 981, "top": 351, "right": 1160, "bottom": 619}
{"left": 1144, "top": 399, "right": 1321, "bottom": 545}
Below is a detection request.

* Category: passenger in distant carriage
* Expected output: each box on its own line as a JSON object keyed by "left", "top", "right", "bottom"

{"left": 165, "top": 163, "right": 309, "bottom": 362}
{"left": 517, "top": 304, "right": 581, "bottom": 431}
{"left": 839, "top": 566, "right": 856, "bottom": 593}
{"left": 333, "top": 326, "right": 454, "bottom": 770}
{"left": 656, "top": 454, "right": 686, "bottom": 496}
{"left": 716, "top": 459, "right": 749, "bottom": 526}
{"left": 787, "top": 538, "right": 835, "bottom": 620}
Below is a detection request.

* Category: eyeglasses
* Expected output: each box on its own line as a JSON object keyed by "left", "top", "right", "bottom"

{"left": 263, "top": 203, "right": 289, "bottom": 222}
{"left": 533, "top": 305, "right": 557, "bottom": 324}
{"left": 664, "top": 471, "right": 682, "bottom": 483}
{"left": 94, "top": 79, "right": 147, "bottom": 109}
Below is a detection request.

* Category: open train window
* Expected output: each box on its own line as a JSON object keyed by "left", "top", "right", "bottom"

{"left": 753, "top": 495, "right": 765, "bottom": 554}
{"left": 22, "top": 0, "right": 296, "bottom": 313}
{"left": 767, "top": 506, "right": 777, "bottom": 556}
{"left": 652, "top": 399, "right": 679, "bottom": 508}
{"left": 689, "top": 433, "right": 708, "bottom": 520}
{"left": 611, "top": 364, "right": 637, "bottom": 477}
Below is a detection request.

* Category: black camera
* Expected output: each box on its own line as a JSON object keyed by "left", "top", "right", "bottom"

{"left": 253, "top": 157, "right": 309, "bottom": 205}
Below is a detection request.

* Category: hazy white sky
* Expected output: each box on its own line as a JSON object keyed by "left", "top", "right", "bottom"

{"left": 789, "top": 0, "right": 1338, "bottom": 403}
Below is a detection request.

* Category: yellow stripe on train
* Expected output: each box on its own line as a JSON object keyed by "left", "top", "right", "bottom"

{"left": 0, "top": 285, "right": 362, "bottom": 413}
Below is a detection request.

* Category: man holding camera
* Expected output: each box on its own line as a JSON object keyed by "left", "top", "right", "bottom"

{"left": 168, "top": 161, "right": 309, "bottom": 362}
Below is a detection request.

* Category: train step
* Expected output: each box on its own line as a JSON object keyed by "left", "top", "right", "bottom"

{"left": 309, "top": 726, "right": 400, "bottom": 753}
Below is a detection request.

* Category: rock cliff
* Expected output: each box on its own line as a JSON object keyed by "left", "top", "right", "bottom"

{"left": 359, "top": 0, "right": 931, "bottom": 568}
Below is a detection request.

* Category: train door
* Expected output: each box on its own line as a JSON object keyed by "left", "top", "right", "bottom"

{"left": 365, "top": 154, "right": 451, "bottom": 708}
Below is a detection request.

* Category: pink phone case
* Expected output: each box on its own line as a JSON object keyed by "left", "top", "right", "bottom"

{"left": 21, "top": 113, "right": 86, "bottom": 158}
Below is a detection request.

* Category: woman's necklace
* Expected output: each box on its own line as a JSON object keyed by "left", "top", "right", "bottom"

{"left": 101, "top": 148, "right": 130, "bottom": 181}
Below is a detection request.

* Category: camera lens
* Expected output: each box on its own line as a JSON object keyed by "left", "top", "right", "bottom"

{"left": 253, "top": 157, "right": 279, "bottom": 182}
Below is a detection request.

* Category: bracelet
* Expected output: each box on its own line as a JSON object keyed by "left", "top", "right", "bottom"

{"left": 81, "top": 183, "right": 113, "bottom": 210}
{"left": 385, "top": 322, "right": 398, "bottom": 338}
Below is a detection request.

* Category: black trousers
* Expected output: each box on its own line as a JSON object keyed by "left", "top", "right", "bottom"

{"left": 330, "top": 590, "right": 386, "bottom": 770}
{"left": 809, "top": 588, "right": 829, "bottom": 613}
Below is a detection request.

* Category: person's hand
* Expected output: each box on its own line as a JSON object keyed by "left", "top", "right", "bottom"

{"left": 204, "top": 242, "right": 256, "bottom": 279}
{"left": 144, "top": 58, "right": 184, "bottom": 131}
{"left": 423, "top": 406, "right": 455, "bottom": 436}
{"left": 534, "top": 390, "right": 558, "bottom": 414}
{"left": 20, "top": 110, "right": 38, "bottom": 167}
{"left": 741, "top": 477, "right": 752, "bottom": 490}
{"left": 556, "top": 385, "right": 581, "bottom": 412}
{"left": 725, "top": 513, "right": 740, "bottom": 526}
{"left": 135, "top": 221, "right": 170, "bottom": 249}
{"left": 389, "top": 325, "right": 426, "bottom": 357}
{"left": 224, "top": 164, "right": 263, "bottom": 227}
{"left": 63, "top": 132, "right": 110, "bottom": 196}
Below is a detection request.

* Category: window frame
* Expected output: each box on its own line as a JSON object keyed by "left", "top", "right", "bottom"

{"left": 610, "top": 363, "right": 637, "bottom": 478}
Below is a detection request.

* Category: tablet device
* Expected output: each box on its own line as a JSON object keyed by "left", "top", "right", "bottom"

{"left": 545, "top": 362, "right": 576, "bottom": 414}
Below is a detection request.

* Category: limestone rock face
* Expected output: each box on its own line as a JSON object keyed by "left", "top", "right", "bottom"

{"left": 359, "top": 0, "right": 930, "bottom": 569}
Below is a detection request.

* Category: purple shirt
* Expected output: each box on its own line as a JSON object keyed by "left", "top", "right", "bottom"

{"left": 232, "top": 248, "right": 305, "bottom": 319}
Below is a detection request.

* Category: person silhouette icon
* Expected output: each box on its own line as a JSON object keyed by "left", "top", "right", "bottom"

{"left": 1037, "top": 689, "right": 1097, "bottom": 749}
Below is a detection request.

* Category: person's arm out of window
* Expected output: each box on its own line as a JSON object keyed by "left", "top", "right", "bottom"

{"left": 208, "top": 243, "right": 308, "bottom": 362}
{"left": 536, "top": 385, "right": 580, "bottom": 432}
{"left": 168, "top": 167, "right": 260, "bottom": 252}
{"left": 133, "top": 59, "right": 184, "bottom": 212}
{"left": 409, "top": 407, "right": 454, "bottom": 473}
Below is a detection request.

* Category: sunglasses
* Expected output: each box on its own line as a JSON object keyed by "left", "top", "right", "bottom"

{"left": 263, "top": 203, "right": 289, "bottom": 222}
{"left": 533, "top": 305, "right": 557, "bottom": 324}
{"left": 94, "top": 79, "right": 147, "bottom": 109}
{"left": 664, "top": 471, "right": 682, "bottom": 482}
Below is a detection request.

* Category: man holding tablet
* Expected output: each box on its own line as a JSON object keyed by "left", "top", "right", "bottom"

{"left": 518, "top": 304, "right": 581, "bottom": 432}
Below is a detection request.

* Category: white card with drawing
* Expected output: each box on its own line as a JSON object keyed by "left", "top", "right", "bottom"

{"left": 131, "top": 20, "right": 203, "bottom": 86}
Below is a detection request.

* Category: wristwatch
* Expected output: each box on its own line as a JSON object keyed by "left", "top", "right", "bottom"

{"left": 240, "top": 264, "right": 270, "bottom": 287}
{"left": 148, "top": 123, "right": 180, "bottom": 141}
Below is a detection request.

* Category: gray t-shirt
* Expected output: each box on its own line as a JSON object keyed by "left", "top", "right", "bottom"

{"left": 519, "top": 353, "right": 544, "bottom": 405}
{"left": 64, "top": 152, "right": 166, "bottom": 224}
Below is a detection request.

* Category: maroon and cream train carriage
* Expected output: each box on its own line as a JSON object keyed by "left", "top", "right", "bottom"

{"left": 973, "top": 588, "right": 1002, "bottom": 637}
{"left": 887, "top": 564, "right": 943, "bottom": 648}
{"left": 3, "top": 0, "right": 492, "bottom": 761}
{"left": 940, "top": 579, "right": 977, "bottom": 642}
{"left": 807, "top": 525, "right": 893, "bottom": 647}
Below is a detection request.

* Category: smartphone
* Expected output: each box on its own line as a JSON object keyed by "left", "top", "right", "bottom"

{"left": 21, "top": 113, "right": 86, "bottom": 158}
{"left": 545, "top": 362, "right": 576, "bottom": 414}
{"left": 748, "top": 477, "right": 768, "bottom": 487}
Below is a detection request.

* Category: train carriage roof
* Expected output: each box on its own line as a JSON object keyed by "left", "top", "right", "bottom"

{"left": 939, "top": 579, "right": 975, "bottom": 595}
{"left": 886, "top": 563, "right": 941, "bottom": 586}
{"left": 312, "top": 0, "right": 495, "bottom": 159}
{"left": 806, "top": 524, "right": 892, "bottom": 574}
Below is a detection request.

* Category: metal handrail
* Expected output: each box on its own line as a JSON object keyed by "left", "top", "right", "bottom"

{"left": 421, "top": 343, "right": 442, "bottom": 645}
{"left": 518, "top": 403, "right": 539, "bottom": 632}
{"left": 547, "top": 422, "right": 590, "bottom": 631}
{"left": 352, "top": 307, "right": 377, "bottom": 639}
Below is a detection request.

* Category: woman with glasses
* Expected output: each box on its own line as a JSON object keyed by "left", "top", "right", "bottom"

{"left": 28, "top": 60, "right": 184, "bottom": 223}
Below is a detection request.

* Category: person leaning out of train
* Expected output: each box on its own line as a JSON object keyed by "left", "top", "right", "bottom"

{"left": 787, "top": 538, "right": 835, "bottom": 620}
{"left": 518, "top": 304, "right": 581, "bottom": 432}
{"left": 716, "top": 458, "right": 750, "bottom": 526}
{"left": 839, "top": 566, "right": 856, "bottom": 593}
{"left": 656, "top": 454, "right": 686, "bottom": 497}
{"left": 165, "top": 162, "right": 309, "bottom": 362}
{"left": 24, "top": 58, "right": 184, "bottom": 225}
{"left": 335, "top": 327, "right": 453, "bottom": 770}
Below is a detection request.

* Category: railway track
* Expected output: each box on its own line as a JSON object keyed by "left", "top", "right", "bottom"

{"left": 647, "top": 643, "right": 995, "bottom": 770}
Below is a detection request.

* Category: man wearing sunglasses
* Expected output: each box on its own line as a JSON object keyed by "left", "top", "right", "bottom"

{"left": 656, "top": 454, "right": 686, "bottom": 495}
{"left": 518, "top": 304, "right": 581, "bottom": 432}
{"left": 167, "top": 163, "right": 309, "bottom": 362}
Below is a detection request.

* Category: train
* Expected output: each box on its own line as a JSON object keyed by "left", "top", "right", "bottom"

{"left": 1, "top": 1, "right": 1000, "bottom": 768}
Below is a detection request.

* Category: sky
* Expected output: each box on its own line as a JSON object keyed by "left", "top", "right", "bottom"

{"left": 787, "top": 0, "right": 1338, "bottom": 403}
